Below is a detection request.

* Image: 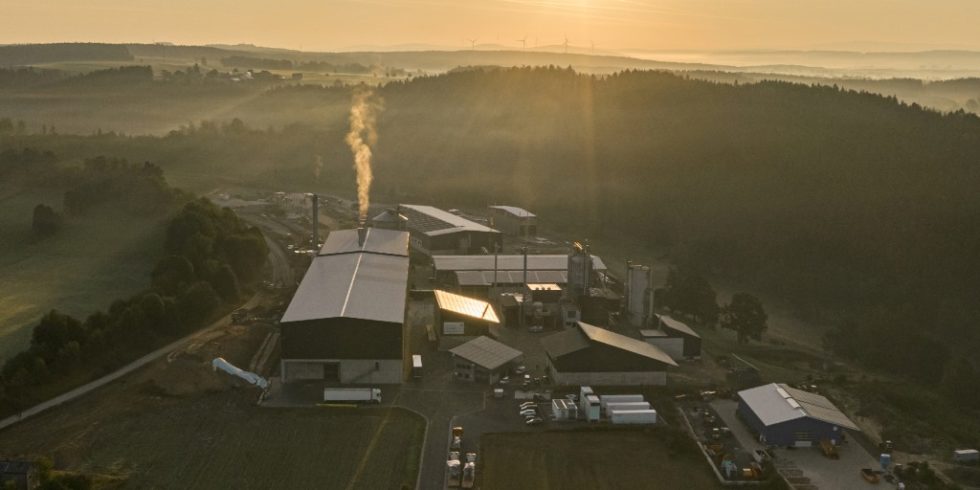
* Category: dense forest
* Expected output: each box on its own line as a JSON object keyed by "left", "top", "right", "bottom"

{"left": 3, "top": 66, "right": 980, "bottom": 403}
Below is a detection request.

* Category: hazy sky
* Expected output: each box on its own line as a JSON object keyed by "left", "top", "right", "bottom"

{"left": 2, "top": 0, "right": 979, "bottom": 52}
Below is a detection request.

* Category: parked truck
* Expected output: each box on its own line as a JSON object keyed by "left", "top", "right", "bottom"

{"left": 447, "top": 460, "right": 462, "bottom": 487}
{"left": 461, "top": 462, "right": 476, "bottom": 488}
{"left": 322, "top": 387, "right": 382, "bottom": 403}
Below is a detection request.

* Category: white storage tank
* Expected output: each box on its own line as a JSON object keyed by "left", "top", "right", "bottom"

{"left": 599, "top": 394, "right": 644, "bottom": 412}
{"left": 610, "top": 409, "right": 657, "bottom": 425}
{"left": 603, "top": 401, "right": 651, "bottom": 416}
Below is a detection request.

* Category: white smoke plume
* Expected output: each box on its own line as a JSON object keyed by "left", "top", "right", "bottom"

{"left": 345, "top": 90, "right": 382, "bottom": 221}
{"left": 313, "top": 154, "right": 323, "bottom": 182}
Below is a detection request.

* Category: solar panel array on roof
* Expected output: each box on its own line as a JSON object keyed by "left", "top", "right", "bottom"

{"left": 450, "top": 336, "right": 523, "bottom": 370}
{"left": 433, "top": 254, "right": 607, "bottom": 272}
{"left": 400, "top": 204, "right": 499, "bottom": 235}
{"left": 433, "top": 289, "right": 500, "bottom": 323}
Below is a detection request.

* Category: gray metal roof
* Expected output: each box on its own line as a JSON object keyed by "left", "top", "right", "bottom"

{"left": 738, "top": 383, "right": 859, "bottom": 431}
{"left": 433, "top": 290, "right": 500, "bottom": 323}
{"left": 578, "top": 322, "right": 678, "bottom": 367}
{"left": 318, "top": 228, "right": 409, "bottom": 257}
{"left": 489, "top": 205, "right": 536, "bottom": 218}
{"left": 450, "top": 336, "right": 523, "bottom": 370}
{"left": 400, "top": 204, "right": 499, "bottom": 235}
{"left": 454, "top": 270, "right": 568, "bottom": 287}
{"left": 282, "top": 229, "right": 409, "bottom": 324}
{"left": 433, "top": 254, "right": 607, "bottom": 272}
{"left": 655, "top": 314, "right": 701, "bottom": 339}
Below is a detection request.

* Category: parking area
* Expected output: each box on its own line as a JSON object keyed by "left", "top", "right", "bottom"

{"left": 680, "top": 397, "right": 772, "bottom": 482}
{"left": 709, "top": 398, "right": 883, "bottom": 490}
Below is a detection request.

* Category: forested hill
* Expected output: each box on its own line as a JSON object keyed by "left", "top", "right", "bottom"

{"left": 4, "top": 67, "right": 980, "bottom": 371}
{"left": 376, "top": 68, "right": 980, "bottom": 304}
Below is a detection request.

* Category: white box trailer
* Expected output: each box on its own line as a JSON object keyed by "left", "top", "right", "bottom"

{"left": 610, "top": 409, "right": 657, "bottom": 425}
{"left": 323, "top": 387, "right": 382, "bottom": 403}
{"left": 599, "top": 395, "right": 644, "bottom": 412}
{"left": 603, "top": 401, "right": 651, "bottom": 416}
{"left": 954, "top": 449, "right": 979, "bottom": 463}
{"left": 584, "top": 394, "right": 601, "bottom": 422}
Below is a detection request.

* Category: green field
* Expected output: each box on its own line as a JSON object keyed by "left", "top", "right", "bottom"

{"left": 0, "top": 185, "right": 163, "bottom": 361}
{"left": 0, "top": 388, "right": 424, "bottom": 489}
{"left": 479, "top": 429, "right": 720, "bottom": 490}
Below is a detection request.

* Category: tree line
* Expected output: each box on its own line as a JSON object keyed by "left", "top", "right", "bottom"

{"left": 0, "top": 189, "right": 267, "bottom": 416}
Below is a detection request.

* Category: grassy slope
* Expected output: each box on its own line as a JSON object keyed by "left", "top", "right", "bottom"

{"left": 0, "top": 184, "right": 163, "bottom": 362}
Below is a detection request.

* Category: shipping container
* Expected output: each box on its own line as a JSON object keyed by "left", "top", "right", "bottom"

{"left": 323, "top": 387, "right": 382, "bottom": 403}
{"left": 599, "top": 395, "right": 644, "bottom": 412}
{"left": 603, "top": 401, "right": 651, "bottom": 416}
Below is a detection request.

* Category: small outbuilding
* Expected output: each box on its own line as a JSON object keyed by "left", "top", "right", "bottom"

{"left": 0, "top": 460, "right": 38, "bottom": 490}
{"left": 737, "top": 383, "right": 860, "bottom": 447}
{"left": 541, "top": 321, "right": 678, "bottom": 386}
{"left": 450, "top": 336, "right": 524, "bottom": 384}
{"left": 652, "top": 314, "right": 701, "bottom": 359}
{"left": 488, "top": 205, "right": 537, "bottom": 237}
{"left": 434, "top": 289, "right": 500, "bottom": 348}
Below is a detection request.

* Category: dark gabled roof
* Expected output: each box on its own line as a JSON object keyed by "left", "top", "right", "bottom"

{"left": 540, "top": 328, "right": 591, "bottom": 358}
{"left": 578, "top": 322, "right": 678, "bottom": 367}
{"left": 433, "top": 290, "right": 500, "bottom": 323}
{"left": 450, "top": 336, "right": 523, "bottom": 370}
{"left": 655, "top": 314, "right": 701, "bottom": 339}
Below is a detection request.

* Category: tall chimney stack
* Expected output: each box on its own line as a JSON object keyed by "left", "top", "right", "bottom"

{"left": 357, "top": 223, "right": 368, "bottom": 247}
{"left": 310, "top": 193, "right": 319, "bottom": 253}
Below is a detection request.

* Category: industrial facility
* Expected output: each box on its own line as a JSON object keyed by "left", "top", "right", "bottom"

{"left": 449, "top": 336, "right": 524, "bottom": 384}
{"left": 488, "top": 205, "right": 537, "bottom": 237}
{"left": 541, "top": 321, "right": 678, "bottom": 385}
{"left": 278, "top": 227, "right": 409, "bottom": 384}
{"left": 397, "top": 204, "right": 502, "bottom": 255}
{"left": 431, "top": 253, "right": 607, "bottom": 298}
{"left": 736, "top": 383, "right": 860, "bottom": 447}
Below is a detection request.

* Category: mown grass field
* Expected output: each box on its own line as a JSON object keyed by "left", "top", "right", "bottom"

{"left": 0, "top": 185, "right": 163, "bottom": 362}
{"left": 479, "top": 429, "right": 720, "bottom": 490}
{"left": 0, "top": 388, "right": 424, "bottom": 490}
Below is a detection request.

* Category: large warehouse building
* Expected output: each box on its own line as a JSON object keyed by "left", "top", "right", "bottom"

{"left": 398, "top": 204, "right": 502, "bottom": 255}
{"left": 737, "top": 383, "right": 860, "bottom": 447}
{"left": 279, "top": 227, "right": 409, "bottom": 384}
{"left": 541, "top": 322, "right": 677, "bottom": 386}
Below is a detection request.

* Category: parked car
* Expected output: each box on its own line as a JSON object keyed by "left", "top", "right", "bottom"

{"left": 528, "top": 325, "right": 544, "bottom": 333}
{"left": 525, "top": 417, "right": 544, "bottom": 426}
{"left": 513, "top": 365, "right": 527, "bottom": 375}
{"left": 499, "top": 376, "right": 510, "bottom": 385}
{"left": 519, "top": 409, "right": 536, "bottom": 417}
{"left": 519, "top": 402, "right": 537, "bottom": 410}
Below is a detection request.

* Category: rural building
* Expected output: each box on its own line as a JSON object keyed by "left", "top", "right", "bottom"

{"left": 279, "top": 227, "right": 409, "bottom": 384}
{"left": 398, "top": 204, "right": 501, "bottom": 255}
{"left": 449, "top": 335, "right": 523, "bottom": 384}
{"left": 434, "top": 289, "right": 500, "bottom": 348}
{"left": 541, "top": 321, "right": 678, "bottom": 386}
{"left": 0, "top": 460, "right": 38, "bottom": 490}
{"left": 431, "top": 254, "right": 607, "bottom": 296}
{"left": 640, "top": 329, "right": 684, "bottom": 360}
{"left": 488, "top": 205, "right": 537, "bottom": 237}
{"left": 651, "top": 314, "right": 702, "bottom": 359}
{"left": 737, "top": 383, "right": 860, "bottom": 447}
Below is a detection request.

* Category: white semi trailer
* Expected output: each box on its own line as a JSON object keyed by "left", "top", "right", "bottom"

{"left": 323, "top": 387, "right": 382, "bottom": 403}
{"left": 603, "top": 401, "right": 651, "bottom": 415}
{"left": 599, "top": 394, "right": 644, "bottom": 412}
{"left": 609, "top": 409, "right": 658, "bottom": 425}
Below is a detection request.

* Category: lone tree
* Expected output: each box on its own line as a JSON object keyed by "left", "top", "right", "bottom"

{"left": 721, "top": 293, "right": 768, "bottom": 343}
{"left": 32, "top": 203, "right": 62, "bottom": 237}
